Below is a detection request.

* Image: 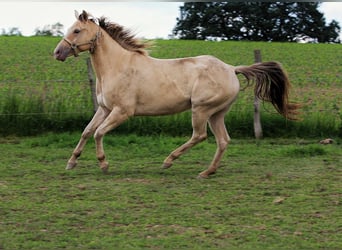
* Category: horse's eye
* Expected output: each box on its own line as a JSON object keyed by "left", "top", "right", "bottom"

{"left": 74, "top": 29, "right": 81, "bottom": 34}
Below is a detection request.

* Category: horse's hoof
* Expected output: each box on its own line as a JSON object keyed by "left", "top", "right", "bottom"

{"left": 100, "top": 161, "right": 109, "bottom": 173}
{"left": 162, "top": 162, "right": 173, "bottom": 169}
{"left": 197, "top": 173, "right": 209, "bottom": 179}
{"left": 197, "top": 170, "right": 215, "bottom": 179}
{"left": 66, "top": 162, "right": 77, "bottom": 170}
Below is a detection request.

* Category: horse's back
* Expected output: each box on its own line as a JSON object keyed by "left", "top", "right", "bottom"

{"left": 151, "top": 54, "right": 238, "bottom": 90}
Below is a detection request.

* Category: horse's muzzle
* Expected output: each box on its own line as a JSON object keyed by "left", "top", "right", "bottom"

{"left": 54, "top": 43, "right": 72, "bottom": 62}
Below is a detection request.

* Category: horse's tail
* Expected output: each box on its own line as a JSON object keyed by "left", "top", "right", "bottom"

{"left": 235, "top": 61, "right": 300, "bottom": 120}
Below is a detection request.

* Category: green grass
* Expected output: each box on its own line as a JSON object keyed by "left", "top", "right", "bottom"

{"left": 0, "top": 37, "right": 341, "bottom": 137}
{"left": 0, "top": 133, "right": 341, "bottom": 249}
{"left": 1, "top": 36, "right": 341, "bottom": 249}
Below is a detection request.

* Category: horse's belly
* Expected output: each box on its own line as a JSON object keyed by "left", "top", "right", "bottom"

{"left": 134, "top": 97, "right": 191, "bottom": 116}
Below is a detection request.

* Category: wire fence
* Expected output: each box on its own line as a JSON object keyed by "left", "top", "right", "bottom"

{"left": 0, "top": 56, "right": 340, "bottom": 137}
{"left": 0, "top": 79, "right": 339, "bottom": 116}
{"left": 0, "top": 80, "right": 339, "bottom": 116}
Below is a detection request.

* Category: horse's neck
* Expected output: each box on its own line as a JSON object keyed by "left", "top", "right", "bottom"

{"left": 90, "top": 33, "right": 129, "bottom": 80}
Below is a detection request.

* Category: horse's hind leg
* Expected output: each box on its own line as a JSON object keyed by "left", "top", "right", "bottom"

{"left": 66, "top": 107, "right": 109, "bottom": 170}
{"left": 198, "top": 110, "right": 230, "bottom": 178}
{"left": 162, "top": 109, "right": 209, "bottom": 169}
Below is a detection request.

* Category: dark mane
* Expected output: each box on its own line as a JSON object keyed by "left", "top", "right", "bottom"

{"left": 98, "top": 17, "right": 149, "bottom": 55}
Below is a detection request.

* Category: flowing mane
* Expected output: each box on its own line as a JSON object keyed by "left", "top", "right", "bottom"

{"left": 98, "top": 17, "right": 149, "bottom": 55}
{"left": 77, "top": 11, "right": 148, "bottom": 55}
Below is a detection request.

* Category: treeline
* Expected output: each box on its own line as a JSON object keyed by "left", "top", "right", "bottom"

{"left": 173, "top": 2, "right": 341, "bottom": 43}
{"left": 1, "top": 22, "right": 64, "bottom": 37}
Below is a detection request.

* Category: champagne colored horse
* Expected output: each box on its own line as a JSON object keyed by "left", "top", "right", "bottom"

{"left": 54, "top": 11, "right": 299, "bottom": 178}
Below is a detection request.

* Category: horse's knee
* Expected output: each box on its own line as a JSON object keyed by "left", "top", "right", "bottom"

{"left": 81, "top": 128, "right": 93, "bottom": 139}
{"left": 93, "top": 129, "right": 104, "bottom": 141}
{"left": 218, "top": 137, "right": 230, "bottom": 152}
{"left": 193, "top": 133, "right": 207, "bottom": 143}
{"left": 200, "top": 133, "right": 208, "bottom": 141}
{"left": 219, "top": 141, "right": 227, "bottom": 151}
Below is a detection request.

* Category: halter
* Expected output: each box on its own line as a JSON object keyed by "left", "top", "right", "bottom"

{"left": 63, "top": 29, "right": 101, "bottom": 57}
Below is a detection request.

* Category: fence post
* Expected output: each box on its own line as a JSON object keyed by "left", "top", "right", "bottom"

{"left": 86, "top": 58, "right": 98, "bottom": 113}
{"left": 253, "top": 50, "right": 263, "bottom": 139}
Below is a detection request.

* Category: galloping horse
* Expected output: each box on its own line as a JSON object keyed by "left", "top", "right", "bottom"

{"left": 54, "top": 11, "right": 299, "bottom": 178}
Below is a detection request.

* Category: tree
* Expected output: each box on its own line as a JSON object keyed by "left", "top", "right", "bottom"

{"left": 1, "top": 27, "right": 22, "bottom": 36}
{"left": 323, "top": 20, "right": 341, "bottom": 43}
{"left": 173, "top": 2, "right": 340, "bottom": 43}
{"left": 34, "top": 22, "right": 64, "bottom": 37}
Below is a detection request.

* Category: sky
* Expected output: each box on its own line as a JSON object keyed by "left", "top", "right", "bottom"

{"left": 0, "top": 2, "right": 341, "bottom": 39}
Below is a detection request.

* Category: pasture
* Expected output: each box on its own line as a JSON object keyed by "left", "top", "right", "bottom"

{"left": 0, "top": 36, "right": 341, "bottom": 249}
{"left": 0, "top": 133, "right": 341, "bottom": 249}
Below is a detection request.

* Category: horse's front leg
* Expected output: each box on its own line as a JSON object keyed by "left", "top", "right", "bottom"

{"left": 93, "top": 107, "right": 129, "bottom": 173}
{"left": 66, "top": 107, "right": 109, "bottom": 170}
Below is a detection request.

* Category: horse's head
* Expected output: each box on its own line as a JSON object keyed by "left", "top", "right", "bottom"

{"left": 54, "top": 10, "right": 100, "bottom": 61}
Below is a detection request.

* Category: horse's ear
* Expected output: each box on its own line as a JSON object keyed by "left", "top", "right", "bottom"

{"left": 77, "top": 10, "right": 88, "bottom": 22}
{"left": 74, "top": 10, "right": 79, "bottom": 20}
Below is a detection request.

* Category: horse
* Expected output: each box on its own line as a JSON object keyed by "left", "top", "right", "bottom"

{"left": 54, "top": 11, "right": 300, "bottom": 178}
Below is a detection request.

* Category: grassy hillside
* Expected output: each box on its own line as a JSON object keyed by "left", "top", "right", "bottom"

{"left": 0, "top": 36, "right": 341, "bottom": 137}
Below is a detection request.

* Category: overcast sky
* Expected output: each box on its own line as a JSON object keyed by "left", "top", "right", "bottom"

{"left": 0, "top": 2, "right": 341, "bottom": 39}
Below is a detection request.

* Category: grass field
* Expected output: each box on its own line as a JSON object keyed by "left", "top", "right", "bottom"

{"left": 0, "top": 37, "right": 341, "bottom": 248}
{"left": 0, "top": 133, "right": 341, "bottom": 249}
{"left": 0, "top": 37, "right": 341, "bottom": 137}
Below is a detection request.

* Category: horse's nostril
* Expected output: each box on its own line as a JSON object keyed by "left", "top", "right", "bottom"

{"left": 54, "top": 48, "right": 61, "bottom": 59}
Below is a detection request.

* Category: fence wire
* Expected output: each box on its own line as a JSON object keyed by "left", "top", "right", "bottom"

{"left": 0, "top": 79, "right": 340, "bottom": 116}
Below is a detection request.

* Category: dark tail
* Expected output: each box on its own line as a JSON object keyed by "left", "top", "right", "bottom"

{"left": 235, "top": 61, "right": 300, "bottom": 120}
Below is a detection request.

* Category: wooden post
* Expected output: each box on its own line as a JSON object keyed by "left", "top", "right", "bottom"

{"left": 253, "top": 50, "right": 263, "bottom": 139}
{"left": 86, "top": 58, "right": 98, "bottom": 113}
